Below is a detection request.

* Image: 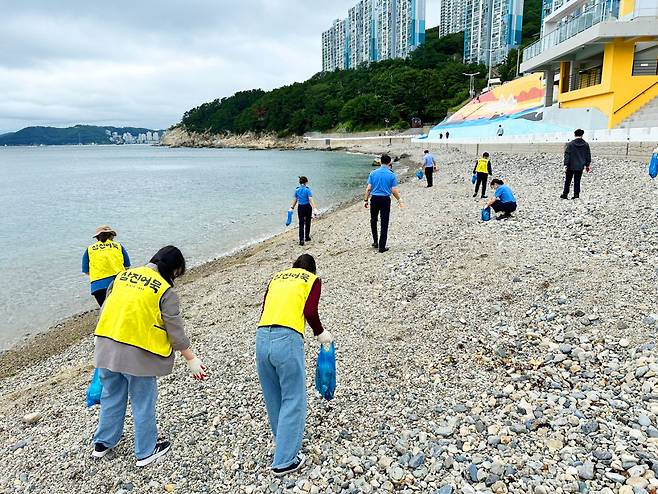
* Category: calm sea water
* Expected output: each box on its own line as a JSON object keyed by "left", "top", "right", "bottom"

{"left": 0, "top": 145, "right": 372, "bottom": 349}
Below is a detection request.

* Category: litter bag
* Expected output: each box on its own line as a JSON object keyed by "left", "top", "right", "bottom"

{"left": 314, "top": 342, "right": 336, "bottom": 401}
{"left": 86, "top": 368, "right": 103, "bottom": 407}
{"left": 471, "top": 174, "right": 477, "bottom": 184}
{"left": 481, "top": 206, "right": 492, "bottom": 222}
{"left": 416, "top": 169, "right": 424, "bottom": 180}
{"left": 649, "top": 152, "right": 658, "bottom": 179}
{"left": 285, "top": 210, "right": 293, "bottom": 226}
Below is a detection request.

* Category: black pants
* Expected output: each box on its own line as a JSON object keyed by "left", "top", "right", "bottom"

{"left": 492, "top": 200, "right": 517, "bottom": 214}
{"left": 298, "top": 204, "right": 312, "bottom": 242}
{"left": 425, "top": 167, "right": 434, "bottom": 187}
{"left": 370, "top": 195, "right": 391, "bottom": 250}
{"left": 475, "top": 172, "right": 488, "bottom": 197}
{"left": 562, "top": 170, "right": 583, "bottom": 198}
{"left": 92, "top": 289, "right": 107, "bottom": 307}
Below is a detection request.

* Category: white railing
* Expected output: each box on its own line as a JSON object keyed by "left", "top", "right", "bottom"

{"left": 415, "top": 126, "right": 658, "bottom": 144}
{"left": 523, "top": 0, "right": 620, "bottom": 62}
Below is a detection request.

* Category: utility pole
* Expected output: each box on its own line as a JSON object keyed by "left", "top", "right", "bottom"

{"left": 463, "top": 72, "right": 480, "bottom": 99}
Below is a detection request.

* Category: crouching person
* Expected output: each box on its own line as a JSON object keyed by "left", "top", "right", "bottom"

{"left": 487, "top": 179, "right": 517, "bottom": 220}
{"left": 92, "top": 246, "right": 208, "bottom": 467}
{"left": 256, "top": 254, "right": 333, "bottom": 476}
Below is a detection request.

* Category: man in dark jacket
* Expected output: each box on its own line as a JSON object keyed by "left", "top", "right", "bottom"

{"left": 561, "top": 129, "right": 591, "bottom": 199}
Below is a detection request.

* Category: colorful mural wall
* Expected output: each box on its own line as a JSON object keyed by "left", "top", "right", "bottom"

{"left": 444, "top": 73, "right": 545, "bottom": 124}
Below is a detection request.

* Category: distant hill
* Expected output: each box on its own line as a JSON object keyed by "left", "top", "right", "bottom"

{"left": 0, "top": 125, "right": 164, "bottom": 146}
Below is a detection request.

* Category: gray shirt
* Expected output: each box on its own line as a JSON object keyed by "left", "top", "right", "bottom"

{"left": 94, "top": 263, "right": 191, "bottom": 377}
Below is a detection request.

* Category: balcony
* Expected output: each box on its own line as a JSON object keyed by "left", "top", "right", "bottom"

{"left": 523, "top": 0, "right": 620, "bottom": 63}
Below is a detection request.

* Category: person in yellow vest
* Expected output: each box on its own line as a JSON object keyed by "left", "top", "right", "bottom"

{"left": 256, "top": 254, "right": 333, "bottom": 477}
{"left": 92, "top": 245, "right": 208, "bottom": 467}
{"left": 82, "top": 225, "right": 131, "bottom": 306}
{"left": 472, "top": 152, "right": 493, "bottom": 198}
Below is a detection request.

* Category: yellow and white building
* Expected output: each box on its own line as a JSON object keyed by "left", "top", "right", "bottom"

{"left": 520, "top": 0, "right": 658, "bottom": 129}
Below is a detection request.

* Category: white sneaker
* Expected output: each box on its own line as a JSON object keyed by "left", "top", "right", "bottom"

{"left": 135, "top": 441, "right": 171, "bottom": 467}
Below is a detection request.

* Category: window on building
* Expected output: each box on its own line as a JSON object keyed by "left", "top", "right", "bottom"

{"left": 632, "top": 42, "right": 658, "bottom": 76}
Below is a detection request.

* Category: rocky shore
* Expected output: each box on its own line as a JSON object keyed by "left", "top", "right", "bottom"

{"left": 1, "top": 147, "right": 658, "bottom": 494}
{"left": 161, "top": 127, "right": 305, "bottom": 150}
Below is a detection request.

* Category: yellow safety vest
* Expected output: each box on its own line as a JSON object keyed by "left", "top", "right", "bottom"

{"left": 95, "top": 266, "right": 173, "bottom": 357}
{"left": 258, "top": 268, "right": 318, "bottom": 335}
{"left": 88, "top": 240, "right": 125, "bottom": 283}
{"left": 475, "top": 158, "right": 490, "bottom": 174}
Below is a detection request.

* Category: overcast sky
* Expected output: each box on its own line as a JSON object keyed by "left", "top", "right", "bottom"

{"left": 0, "top": 1, "right": 439, "bottom": 134}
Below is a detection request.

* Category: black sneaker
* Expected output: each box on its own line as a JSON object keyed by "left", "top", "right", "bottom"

{"left": 272, "top": 453, "right": 306, "bottom": 477}
{"left": 136, "top": 441, "right": 171, "bottom": 467}
{"left": 572, "top": 196, "right": 579, "bottom": 200}
{"left": 299, "top": 241, "right": 304, "bottom": 246}
{"left": 560, "top": 195, "right": 568, "bottom": 199}
{"left": 91, "top": 443, "right": 111, "bottom": 459}
{"left": 473, "top": 193, "right": 477, "bottom": 197}
{"left": 378, "top": 247, "right": 390, "bottom": 253}
{"left": 305, "top": 237, "right": 311, "bottom": 242}
{"left": 371, "top": 242, "right": 378, "bottom": 248}
{"left": 481, "top": 195, "right": 488, "bottom": 199}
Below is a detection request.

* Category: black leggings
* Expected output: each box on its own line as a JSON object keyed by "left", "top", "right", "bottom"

{"left": 92, "top": 289, "right": 107, "bottom": 307}
{"left": 298, "top": 204, "right": 312, "bottom": 242}
{"left": 475, "top": 172, "right": 488, "bottom": 196}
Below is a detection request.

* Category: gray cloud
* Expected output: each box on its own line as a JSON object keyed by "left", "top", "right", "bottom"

{"left": 0, "top": 1, "right": 439, "bottom": 133}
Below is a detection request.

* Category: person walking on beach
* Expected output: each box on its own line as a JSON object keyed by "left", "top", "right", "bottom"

{"left": 365, "top": 154, "right": 403, "bottom": 253}
{"left": 92, "top": 246, "right": 208, "bottom": 467}
{"left": 422, "top": 150, "right": 437, "bottom": 188}
{"left": 82, "top": 225, "right": 131, "bottom": 307}
{"left": 472, "top": 152, "right": 493, "bottom": 198}
{"left": 290, "top": 176, "right": 319, "bottom": 246}
{"left": 497, "top": 125, "right": 504, "bottom": 137}
{"left": 486, "top": 179, "right": 517, "bottom": 220}
{"left": 256, "top": 254, "right": 333, "bottom": 476}
{"left": 561, "top": 129, "right": 591, "bottom": 200}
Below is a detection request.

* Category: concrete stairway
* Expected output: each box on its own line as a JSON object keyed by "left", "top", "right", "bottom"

{"left": 618, "top": 94, "right": 658, "bottom": 128}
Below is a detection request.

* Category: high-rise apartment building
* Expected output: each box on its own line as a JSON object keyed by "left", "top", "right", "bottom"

{"left": 438, "top": 0, "right": 466, "bottom": 38}
{"left": 463, "top": 0, "right": 524, "bottom": 67}
{"left": 322, "top": 0, "right": 426, "bottom": 71}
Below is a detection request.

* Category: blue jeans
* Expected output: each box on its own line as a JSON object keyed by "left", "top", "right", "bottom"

{"left": 256, "top": 326, "right": 307, "bottom": 469}
{"left": 93, "top": 368, "right": 158, "bottom": 459}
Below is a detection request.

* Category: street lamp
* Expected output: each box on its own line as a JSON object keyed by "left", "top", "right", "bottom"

{"left": 463, "top": 72, "right": 480, "bottom": 99}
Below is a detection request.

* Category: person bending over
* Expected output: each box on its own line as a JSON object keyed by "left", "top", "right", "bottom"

{"left": 256, "top": 254, "right": 333, "bottom": 476}
{"left": 82, "top": 225, "right": 130, "bottom": 307}
{"left": 486, "top": 179, "right": 517, "bottom": 220}
{"left": 92, "top": 246, "right": 207, "bottom": 467}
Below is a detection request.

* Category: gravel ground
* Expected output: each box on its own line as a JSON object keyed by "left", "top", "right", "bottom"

{"left": 1, "top": 148, "right": 658, "bottom": 494}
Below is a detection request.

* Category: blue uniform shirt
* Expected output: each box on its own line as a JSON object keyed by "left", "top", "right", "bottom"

{"left": 423, "top": 154, "right": 435, "bottom": 168}
{"left": 294, "top": 185, "right": 313, "bottom": 205}
{"left": 495, "top": 184, "right": 516, "bottom": 203}
{"left": 368, "top": 166, "right": 398, "bottom": 197}
{"left": 82, "top": 245, "right": 131, "bottom": 294}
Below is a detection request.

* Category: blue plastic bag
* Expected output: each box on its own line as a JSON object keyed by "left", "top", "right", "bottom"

{"left": 416, "top": 169, "right": 424, "bottom": 180}
{"left": 285, "top": 209, "right": 293, "bottom": 226}
{"left": 481, "top": 207, "right": 491, "bottom": 222}
{"left": 471, "top": 174, "right": 477, "bottom": 184}
{"left": 649, "top": 152, "right": 658, "bottom": 179}
{"left": 86, "top": 368, "right": 103, "bottom": 407}
{"left": 314, "top": 343, "right": 336, "bottom": 401}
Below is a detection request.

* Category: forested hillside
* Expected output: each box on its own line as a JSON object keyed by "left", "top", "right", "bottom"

{"left": 181, "top": 29, "right": 487, "bottom": 135}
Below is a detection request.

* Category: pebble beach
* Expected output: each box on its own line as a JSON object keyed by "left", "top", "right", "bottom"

{"left": 2, "top": 146, "right": 658, "bottom": 494}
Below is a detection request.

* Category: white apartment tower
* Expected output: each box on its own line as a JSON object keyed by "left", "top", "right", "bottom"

{"left": 463, "top": 0, "right": 524, "bottom": 67}
{"left": 438, "top": 0, "right": 466, "bottom": 38}
{"left": 322, "top": 0, "right": 426, "bottom": 71}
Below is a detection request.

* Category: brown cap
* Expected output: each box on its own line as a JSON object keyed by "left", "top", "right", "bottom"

{"left": 94, "top": 225, "right": 117, "bottom": 238}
